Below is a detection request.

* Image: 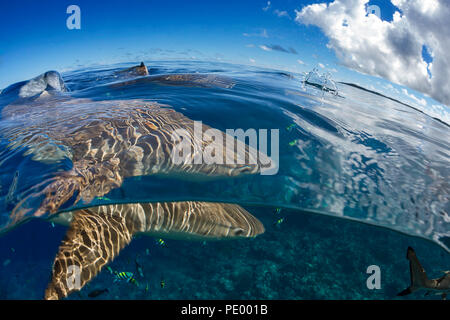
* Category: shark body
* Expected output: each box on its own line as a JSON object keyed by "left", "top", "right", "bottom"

{"left": 0, "top": 63, "right": 267, "bottom": 300}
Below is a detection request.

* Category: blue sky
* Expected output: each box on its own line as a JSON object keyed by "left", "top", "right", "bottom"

{"left": 0, "top": 0, "right": 449, "bottom": 123}
{"left": 0, "top": 0, "right": 328, "bottom": 78}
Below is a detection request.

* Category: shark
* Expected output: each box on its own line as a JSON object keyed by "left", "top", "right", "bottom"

{"left": 0, "top": 63, "right": 268, "bottom": 299}
{"left": 397, "top": 247, "right": 450, "bottom": 300}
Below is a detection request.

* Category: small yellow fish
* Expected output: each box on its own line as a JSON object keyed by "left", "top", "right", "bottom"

{"left": 145, "top": 283, "right": 149, "bottom": 293}
{"left": 97, "top": 196, "right": 111, "bottom": 201}
{"left": 286, "top": 123, "right": 296, "bottom": 131}
{"left": 160, "top": 280, "right": 165, "bottom": 288}
{"left": 156, "top": 238, "right": 166, "bottom": 247}
{"left": 288, "top": 140, "right": 297, "bottom": 146}
{"left": 275, "top": 218, "right": 285, "bottom": 226}
{"left": 275, "top": 208, "right": 282, "bottom": 215}
{"left": 129, "top": 277, "right": 139, "bottom": 286}
{"left": 114, "top": 271, "right": 139, "bottom": 286}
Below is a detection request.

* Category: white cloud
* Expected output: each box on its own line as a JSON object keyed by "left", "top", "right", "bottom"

{"left": 274, "top": 9, "right": 290, "bottom": 19}
{"left": 295, "top": 0, "right": 450, "bottom": 108}
{"left": 318, "top": 63, "right": 325, "bottom": 68}
{"left": 246, "top": 44, "right": 255, "bottom": 48}
{"left": 428, "top": 104, "right": 450, "bottom": 124}
{"left": 243, "top": 29, "right": 268, "bottom": 38}
{"left": 402, "top": 88, "right": 427, "bottom": 106}
{"left": 384, "top": 83, "right": 400, "bottom": 94}
{"left": 249, "top": 58, "right": 256, "bottom": 63}
{"left": 297, "top": 59, "right": 305, "bottom": 65}
{"left": 263, "top": 1, "right": 271, "bottom": 12}
{"left": 259, "top": 45, "right": 272, "bottom": 52}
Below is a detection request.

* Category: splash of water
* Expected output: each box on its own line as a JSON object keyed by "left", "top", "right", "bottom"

{"left": 303, "top": 67, "right": 339, "bottom": 96}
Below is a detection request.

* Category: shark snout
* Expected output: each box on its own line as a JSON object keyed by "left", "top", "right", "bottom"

{"left": 228, "top": 209, "right": 265, "bottom": 238}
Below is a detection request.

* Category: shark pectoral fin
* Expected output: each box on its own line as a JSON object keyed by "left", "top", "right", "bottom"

{"left": 44, "top": 206, "right": 138, "bottom": 300}
{"left": 73, "top": 158, "right": 123, "bottom": 203}
{"left": 11, "top": 158, "right": 122, "bottom": 221}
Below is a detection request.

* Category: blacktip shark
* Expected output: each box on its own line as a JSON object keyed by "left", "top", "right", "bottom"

{"left": 0, "top": 63, "right": 268, "bottom": 300}
{"left": 397, "top": 247, "right": 450, "bottom": 300}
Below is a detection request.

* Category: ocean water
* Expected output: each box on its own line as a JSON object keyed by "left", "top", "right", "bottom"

{"left": 0, "top": 60, "right": 448, "bottom": 299}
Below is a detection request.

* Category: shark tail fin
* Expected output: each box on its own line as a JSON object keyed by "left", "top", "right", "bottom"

{"left": 397, "top": 247, "right": 429, "bottom": 296}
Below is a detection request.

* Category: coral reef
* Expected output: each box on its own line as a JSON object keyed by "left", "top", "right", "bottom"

{"left": 1, "top": 206, "right": 448, "bottom": 300}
